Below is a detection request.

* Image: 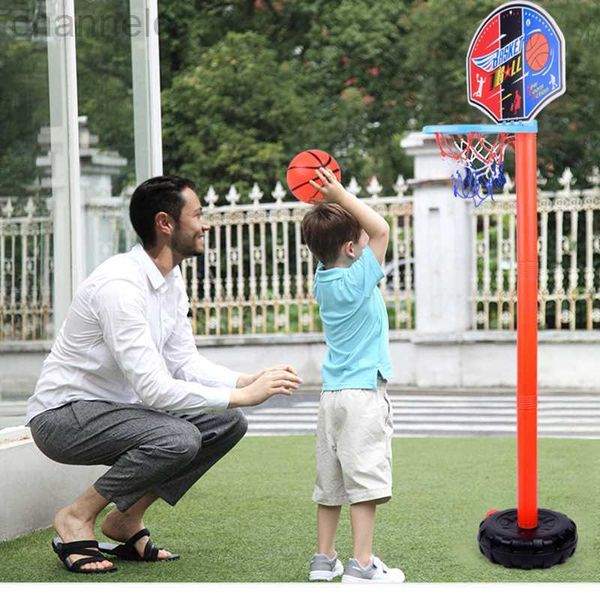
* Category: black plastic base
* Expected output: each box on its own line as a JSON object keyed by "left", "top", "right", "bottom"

{"left": 478, "top": 508, "right": 577, "bottom": 569}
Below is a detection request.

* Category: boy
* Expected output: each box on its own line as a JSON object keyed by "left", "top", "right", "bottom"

{"left": 301, "top": 167, "right": 405, "bottom": 583}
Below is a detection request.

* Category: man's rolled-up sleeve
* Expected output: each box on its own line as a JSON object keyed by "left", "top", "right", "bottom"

{"left": 92, "top": 279, "right": 231, "bottom": 414}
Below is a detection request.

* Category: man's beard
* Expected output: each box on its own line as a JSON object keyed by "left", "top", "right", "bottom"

{"left": 172, "top": 229, "right": 203, "bottom": 258}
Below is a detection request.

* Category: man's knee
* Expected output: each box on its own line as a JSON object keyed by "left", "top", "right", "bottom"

{"left": 153, "top": 422, "right": 202, "bottom": 462}
{"left": 230, "top": 408, "right": 248, "bottom": 441}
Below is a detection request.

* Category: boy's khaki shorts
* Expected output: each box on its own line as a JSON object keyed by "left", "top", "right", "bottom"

{"left": 312, "top": 379, "right": 393, "bottom": 506}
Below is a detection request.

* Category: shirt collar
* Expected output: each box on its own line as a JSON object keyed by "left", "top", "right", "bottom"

{"left": 130, "top": 244, "right": 175, "bottom": 291}
{"left": 315, "top": 262, "right": 344, "bottom": 281}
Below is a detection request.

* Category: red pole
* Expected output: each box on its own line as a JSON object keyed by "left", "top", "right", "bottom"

{"left": 515, "top": 132, "right": 538, "bottom": 529}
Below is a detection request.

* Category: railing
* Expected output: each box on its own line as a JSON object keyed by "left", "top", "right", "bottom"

{"left": 0, "top": 198, "right": 53, "bottom": 341}
{"left": 0, "top": 177, "right": 415, "bottom": 341}
{"left": 7, "top": 166, "right": 599, "bottom": 340}
{"left": 181, "top": 177, "right": 415, "bottom": 336}
{"left": 472, "top": 168, "right": 600, "bottom": 330}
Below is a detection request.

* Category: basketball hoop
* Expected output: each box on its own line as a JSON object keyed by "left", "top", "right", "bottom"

{"left": 434, "top": 131, "right": 512, "bottom": 205}
{"left": 422, "top": 0, "right": 576, "bottom": 572}
{"left": 423, "top": 122, "right": 537, "bottom": 206}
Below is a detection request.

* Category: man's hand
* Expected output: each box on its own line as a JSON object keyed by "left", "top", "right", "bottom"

{"left": 229, "top": 368, "right": 303, "bottom": 408}
{"left": 236, "top": 364, "right": 299, "bottom": 388}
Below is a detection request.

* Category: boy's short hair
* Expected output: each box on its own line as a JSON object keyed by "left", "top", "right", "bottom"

{"left": 301, "top": 203, "right": 362, "bottom": 265}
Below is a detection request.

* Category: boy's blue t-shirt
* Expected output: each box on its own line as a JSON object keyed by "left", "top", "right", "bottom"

{"left": 313, "top": 246, "right": 393, "bottom": 390}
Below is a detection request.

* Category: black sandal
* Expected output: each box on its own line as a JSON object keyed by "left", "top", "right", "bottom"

{"left": 51, "top": 537, "right": 117, "bottom": 573}
{"left": 99, "top": 528, "right": 180, "bottom": 562}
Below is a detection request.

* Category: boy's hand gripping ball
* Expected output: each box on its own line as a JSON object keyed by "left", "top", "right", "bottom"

{"left": 286, "top": 149, "right": 341, "bottom": 204}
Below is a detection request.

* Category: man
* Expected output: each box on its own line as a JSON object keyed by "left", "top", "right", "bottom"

{"left": 26, "top": 176, "right": 302, "bottom": 573}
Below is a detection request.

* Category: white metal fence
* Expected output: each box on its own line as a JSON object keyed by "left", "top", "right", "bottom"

{"left": 3, "top": 168, "right": 600, "bottom": 341}
{"left": 0, "top": 198, "right": 53, "bottom": 341}
{"left": 180, "top": 178, "right": 415, "bottom": 336}
{"left": 472, "top": 168, "right": 600, "bottom": 331}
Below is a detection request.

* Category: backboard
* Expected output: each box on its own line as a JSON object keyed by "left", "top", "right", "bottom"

{"left": 466, "top": 1, "right": 565, "bottom": 123}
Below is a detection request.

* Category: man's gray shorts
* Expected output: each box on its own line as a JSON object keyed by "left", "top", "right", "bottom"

{"left": 29, "top": 400, "right": 248, "bottom": 512}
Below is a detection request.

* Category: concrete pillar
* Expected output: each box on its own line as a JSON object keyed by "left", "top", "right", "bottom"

{"left": 39, "top": 117, "right": 129, "bottom": 277}
{"left": 45, "top": 0, "right": 84, "bottom": 334}
{"left": 78, "top": 117, "right": 129, "bottom": 274}
{"left": 130, "top": 0, "right": 163, "bottom": 182}
{"left": 401, "top": 132, "right": 472, "bottom": 335}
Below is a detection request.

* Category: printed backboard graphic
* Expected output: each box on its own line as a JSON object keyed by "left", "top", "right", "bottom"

{"left": 467, "top": 1, "right": 566, "bottom": 123}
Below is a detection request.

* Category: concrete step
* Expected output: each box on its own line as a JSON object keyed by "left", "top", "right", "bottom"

{"left": 4, "top": 393, "right": 600, "bottom": 438}
{"left": 244, "top": 393, "right": 600, "bottom": 438}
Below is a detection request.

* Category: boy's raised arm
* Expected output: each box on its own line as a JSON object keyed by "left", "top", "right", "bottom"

{"left": 309, "top": 167, "right": 389, "bottom": 265}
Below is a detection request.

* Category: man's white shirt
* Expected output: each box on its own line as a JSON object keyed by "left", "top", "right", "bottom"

{"left": 26, "top": 244, "right": 241, "bottom": 424}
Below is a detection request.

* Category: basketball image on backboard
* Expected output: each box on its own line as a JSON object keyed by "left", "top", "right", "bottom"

{"left": 467, "top": 1, "right": 565, "bottom": 123}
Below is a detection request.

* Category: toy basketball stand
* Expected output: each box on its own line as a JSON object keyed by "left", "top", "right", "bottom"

{"left": 424, "top": 1, "right": 577, "bottom": 569}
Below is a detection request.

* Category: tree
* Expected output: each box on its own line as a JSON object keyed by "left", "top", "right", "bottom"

{"left": 159, "top": 0, "right": 600, "bottom": 191}
{"left": 0, "top": 6, "right": 49, "bottom": 197}
{"left": 533, "top": 0, "right": 600, "bottom": 184}
{"left": 401, "top": 0, "right": 600, "bottom": 186}
{"left": 0, "top": 0, "right": 136, "bottom": 198}
{"left": 162, "top": 31, "right": 327, "bottom": 197}
{"left": 75, "top": 0, "right": 135, "bottom": 188}
{"left": 299, "top": 0, "right": 413, "bottom": 187}
{"left": 160, "top": 0, "right": 414, "bottom": 193}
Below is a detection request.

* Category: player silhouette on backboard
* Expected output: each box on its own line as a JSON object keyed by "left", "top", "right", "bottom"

{"left": 510, "top": 89, "right": 522, "bottom": 115}
{"left": 474, "top": 74, "right": 485, "bottom": 98}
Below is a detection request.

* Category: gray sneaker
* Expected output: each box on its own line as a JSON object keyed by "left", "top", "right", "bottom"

{"left": 341, "top": 555, "right": 405, "bottom": 583}
{"left": 309, "top": 552, "right": 344, "bottom": 581}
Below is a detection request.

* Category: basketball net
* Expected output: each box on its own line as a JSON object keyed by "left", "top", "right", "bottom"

{"left": 433, "top": 131, "right": 514, "bottom": 206}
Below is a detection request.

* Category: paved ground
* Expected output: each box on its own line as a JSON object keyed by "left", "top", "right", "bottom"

{"left": 242, "top": 389, "right": 600, "bottom": 438}
{"left": 3, "top": 388, "right": 600, "bottom": 438}
{"left": 0, "top": 396, "right": 30, "bottom": 429}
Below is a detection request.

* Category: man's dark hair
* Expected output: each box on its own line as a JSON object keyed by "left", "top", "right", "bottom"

{"left": 301, "top": 203, "right": 362, "bottom": 266}
{"left": 129, "top": 175, "right": 197, "bottom": 247}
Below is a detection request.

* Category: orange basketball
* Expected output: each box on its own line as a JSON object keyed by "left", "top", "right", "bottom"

{"left": 526, "top": 33, "right": 550, "bottom": 71}
{"left": 286, "top": 149, "right": 341, "bottom": 204}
